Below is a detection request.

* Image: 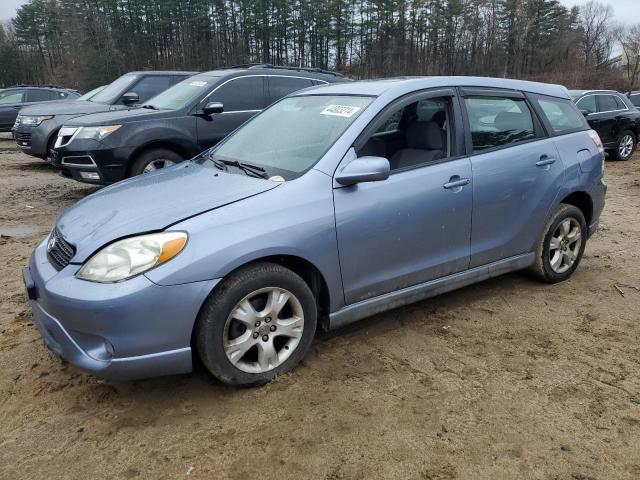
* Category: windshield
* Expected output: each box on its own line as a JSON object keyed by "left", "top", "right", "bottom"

{"left": 145, "top": 77, "right": 218, "bottom": 110}
{"left": 78, "top": 85, "right": 105, "bottom": 101}
{"left": 201, "top": 95, "right": 373, "bottom": 179}
{"left": 89, "top": 74, "right": 138, "bottom": 104}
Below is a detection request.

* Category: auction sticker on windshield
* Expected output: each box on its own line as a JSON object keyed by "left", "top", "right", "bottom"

{"left": 320, "top": 105, "right": 362, "bottom": 117}
{"left": 190, "top": 81, "right": 208, "bottom": 87}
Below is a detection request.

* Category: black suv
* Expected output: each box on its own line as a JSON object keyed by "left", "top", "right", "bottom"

{"left": 52, "top": 65, "right": 347, "bottom": 184}
{"left": 570, "top": 89, "right": 640, "bottom": 161}
{"left": 0, "top": 85, "right": 80, "bottom": 132}
{"left": 12, "top": 71, "right": 196, "bottom": 159}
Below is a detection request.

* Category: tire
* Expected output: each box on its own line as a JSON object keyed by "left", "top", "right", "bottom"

{"left": 530, "top": 204, "right": 587, "bottom": 283}
{"left": 129, "top": 148, "right": 183, "bottom": 177}
{"left": 46, "top": 133, "right": 57, "bottom": 163}
{"left": 195, "top": 262, "right": 318, "bottom": 387}
{"left": 610, "top": 130, "right": 636, "bottom": 161}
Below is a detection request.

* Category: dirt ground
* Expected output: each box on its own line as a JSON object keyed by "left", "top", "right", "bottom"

{"left": 0, "top": 132, "right": 639, "bottom": 480}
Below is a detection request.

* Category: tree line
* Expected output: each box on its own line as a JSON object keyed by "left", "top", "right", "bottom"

{"left": 0, "top": 0, "right": 638, "bottom": 92}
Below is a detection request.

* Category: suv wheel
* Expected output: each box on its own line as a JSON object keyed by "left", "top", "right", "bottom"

{"left": 531, "top": 204, "right": 587, "bottom": 283}
{"left": 611, "top": 130, "right": 636, "bottom": 161}
{"left": 130, "top": 148, "right": 183, "bottom": 177}
{"left": 195, "top": 262, "right": 317, "bottom": 387}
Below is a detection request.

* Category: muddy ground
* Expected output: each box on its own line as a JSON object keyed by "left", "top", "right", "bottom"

{"left": 0, "top": 132, "right": 639, "bottom": 480}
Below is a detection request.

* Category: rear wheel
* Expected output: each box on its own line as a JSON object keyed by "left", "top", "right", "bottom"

{"left": 531, "top": 204, "right": 587, "bottom": 283}
{"left": 129, "top": 148, "right": 183, "bottom": 177}
{"left": 195, "top": 262, "right": 317, "bottom": 387}
{"left": 611, "top": 130, "right": 636, "bottom": 161}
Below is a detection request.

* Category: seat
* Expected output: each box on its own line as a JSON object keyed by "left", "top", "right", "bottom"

{"left": 391, "top": 121, "right": 444, "bottom": 170}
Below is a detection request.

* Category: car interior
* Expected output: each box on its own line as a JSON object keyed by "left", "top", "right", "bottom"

{"left": 356, "top": 97, "right": 451, "bottom": 170}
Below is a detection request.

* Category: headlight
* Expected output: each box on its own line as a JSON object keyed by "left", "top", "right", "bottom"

{"left": 76, "top": 231, "right": 187, "bottom": 282}
{"left": 19, "top": 115, "right": 54, "bottom": 126}
{"left": 75, "top": 125, "right": 122, "bottom": 141}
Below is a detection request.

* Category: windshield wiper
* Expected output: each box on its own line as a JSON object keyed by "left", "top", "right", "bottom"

{"left": 212, "top": 158, "right": 268, "bottom": 179}
{"left": 141, "top": 104, "right": 158, "bottom": 110}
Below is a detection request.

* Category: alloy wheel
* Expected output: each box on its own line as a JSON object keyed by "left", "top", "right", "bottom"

{"left": 549, "top": 218, "right": 582, "bottom": 274}
{"left": 619, "top": 134, "right": 634, "bottom": 159}
{"left": 143, "top": 159, "right": 176, "bottom": 173}
{"left": 223, "top": 287, "right": 304, "bottom": 374}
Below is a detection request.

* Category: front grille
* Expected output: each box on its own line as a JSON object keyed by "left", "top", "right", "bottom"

{"left": 15, "top": 131, "right": 31, "bottom": 147}
{"left": 46, "top": 227, "right": 76, "bottom": 270}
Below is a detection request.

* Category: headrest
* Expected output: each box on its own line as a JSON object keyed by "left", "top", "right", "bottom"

{"left": 432, "top": 110, "right": 447, "bottom": 128}
{"left": 406, "top": 121, "right": 443, "bottom": 150}
{"left": 494, "top": 111, "right": 533, "bottom": 134}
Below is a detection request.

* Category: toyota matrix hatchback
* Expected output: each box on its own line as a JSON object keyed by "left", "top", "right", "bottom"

{"left": 23, "top": 77, "right": 606, "bottom": 386}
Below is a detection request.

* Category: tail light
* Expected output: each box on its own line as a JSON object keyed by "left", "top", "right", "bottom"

{"left": 588, "top": 130, "right": 604, "bottom": 154}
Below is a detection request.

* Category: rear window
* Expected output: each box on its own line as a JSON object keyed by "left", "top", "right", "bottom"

{"left": 535, "top": 97, "right": 586, "bottom": 134}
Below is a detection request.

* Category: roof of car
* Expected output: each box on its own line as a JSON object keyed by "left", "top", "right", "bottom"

{"left": 197, "top": 65, "right": 344, "bottom": 81}
{"left": 292, "top": 76, "right": 572, "bottom": 99}
{"left": 128, "top": 70, "right": 198, "bottom": 76}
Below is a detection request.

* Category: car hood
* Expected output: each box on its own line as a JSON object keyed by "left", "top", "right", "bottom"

{"left": 56, "top": 162, "right": 280, "bottom": 262}
{"left": 65, "top": 107, "right": 175, "bottom": 126}
{"left": 18, "top": 100, "right": 125, "bottom": 116}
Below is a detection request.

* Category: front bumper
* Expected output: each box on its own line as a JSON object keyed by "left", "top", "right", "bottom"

{"left": 53, "top": 137, "right": 134, "bottom": 185}
{"left": 24, "top": 238, "right": 218, "bottom": 380}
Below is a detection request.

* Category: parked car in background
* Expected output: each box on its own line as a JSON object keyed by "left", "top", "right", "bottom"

{"left": 0, "top": 86, "right": 80, "bottom": 132}
{"left": 12, "top": 71, "right": 196, "bottom": 160}
{"left": 628, "top": 91, "right": 640, "bottom": 110}
{"left": 570, "top": 89, "right": 640, "bottom": 160}
{"left": 52, "top": 65, "right": 347, "bottom": 184}
{"left": 24, "top": 76, "right": 606, "bottom": 386}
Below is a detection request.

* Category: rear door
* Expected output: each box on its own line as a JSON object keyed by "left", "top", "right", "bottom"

{"left": 461, "top": 89, "right": 564, "bottom": 268}
{"left": 195, "top": 76, "right": 267, "bottom": 148}
{"left": 591, "top": 94, "right": 621, "bottom": 146}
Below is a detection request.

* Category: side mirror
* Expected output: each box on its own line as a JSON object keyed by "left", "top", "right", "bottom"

{"left": 202, "top": 102, "right": 224, "bottom": 115}
{"left": 122, "top": 92, "right": 139, "bottom": 106}
{"left": 335, "top": 156, "right": 390, "bottom": 186}
{"left": 580, "top": 109, "right": 591, "bottom": 117}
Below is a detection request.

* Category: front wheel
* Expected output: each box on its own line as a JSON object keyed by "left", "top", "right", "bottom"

{"left": 129, "top": 148, "right": 183, "bottom": 177}
{"left": 611, "top": 130, "right": 636, "bottom": 161}
{"left": 195, "top": 262, "right": 317, "bottom": 387}
{"left": 531, "top": 204, "right": 587, "bottom": 283}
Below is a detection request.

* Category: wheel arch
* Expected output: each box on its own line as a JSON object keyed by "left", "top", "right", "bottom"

{"left": 559, "top": 190, "right": 593, "bottom": 226}
{"left": 127, "top": 140, "right": 196, "bottom": 176}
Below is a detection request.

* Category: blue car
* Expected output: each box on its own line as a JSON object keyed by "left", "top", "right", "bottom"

{"left": 23, "top": 77, "right": 607, "bottom": 386}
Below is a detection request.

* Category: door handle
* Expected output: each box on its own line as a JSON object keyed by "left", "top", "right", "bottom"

{"left": 443, "top": 177, "right": 470, "bottom": 189}
{"left": 536, "top": 155, "right": 556, "bottom": 167}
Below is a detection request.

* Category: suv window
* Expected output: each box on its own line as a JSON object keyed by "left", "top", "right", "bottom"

{"left": 535, "top": 97, "right": 586, "bottom": 134}
{"left": 597, "top": 94, "right": 619, "bottom": 112}
{"left": 357, "top": 96, "right": 451, "bottom": 171}
{"left": 464, "top": 96, "right": 535, "bottom": 152}
{"left": 127, "top": 75, "right": 173, "bottom": 104}
{"left": 576, "top": 95, "right": 596, "bottom": 114}
{"left": 26, "top": 89, "right": 56, "bottom": 102}
{"left": 0, "top": 90, "right": 25, "bottom": 104}
{"left": 210, "top": 76, "right": 266, "bottom": 111}
{"left": 613, "top": 95, "right": 627, "bottom": 110}
{"left": 631, "top": 94, "right": 640, "bottom": 107}
{"left": 268, "top": 76, "right": 314, "bottom": 103}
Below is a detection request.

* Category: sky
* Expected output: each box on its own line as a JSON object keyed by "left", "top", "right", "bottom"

{"left": 1, "top": 0, "right": 639, "bottom": 24}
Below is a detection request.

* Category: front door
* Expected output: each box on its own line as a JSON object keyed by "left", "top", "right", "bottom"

{"left": 333, "top": 91, "right": 473, "bottom": 305}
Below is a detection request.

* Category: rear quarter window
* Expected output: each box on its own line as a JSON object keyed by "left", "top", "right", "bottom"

{"left": 535, "top": 97, "right": 587, "bottom": 134}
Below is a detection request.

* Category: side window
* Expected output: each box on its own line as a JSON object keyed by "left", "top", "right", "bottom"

{"left": 464, "top": 96, "right": 535, "bottom": 152}
{"left": 613, "top": 95, "right": 627, "bottom": 110}
{"left": 268, "top": 77, "right": 314, "bottom": 103}
{"left": 128, "top": 75, "right": 173, "bottom": 103}
{"left": 576, "top": 95, "right": 596, "bottom": 114}
{"left": 535, "top": 96, "right": 587, "bottom": 134}
{"left": 210, "top": 77, "right": 266, "bottom": 111}
{"left": 631, "top": 94, "right": 640, "bottom": 107}
{"left": 597, "top": 95, "right": 618, "bottom": 113}
{"left": 0, "top": 90, "right": 25, "bottom": 104}
{"left": 26, "top": 89, "right": 55, "bottom": 102}
{"left": 357, "top": 96, "right": 451, "bottom": 171}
